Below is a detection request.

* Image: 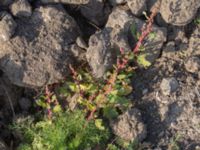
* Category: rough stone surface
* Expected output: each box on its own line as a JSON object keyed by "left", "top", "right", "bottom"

{"left": 185, "top": 56, "right": 200, "bottom": 73}
{"left": 127, "top": 0, "right": 146, "bottom": 16}
{"left": 40, "top": 0, "right": 89, "bottom": 4}
{"left": 160, "top": 0, "right": 200, "bottom": 26}
{"left": 111, "top": 108, "right": 146, "bottom": 142}
{"left": 86, "top": 26, "right": 131, "bottom": 78}
{"left": 0, "top": 5, "right": 81, "bottom": 87}
{"left": 160, "top": 78, "right": 179, "bottom": 95}
{"left": 19, "top": 97, "right": 32, "bottom": 111}
{"left": 76, "top": 36, "right": 87, "bottom": 49}
{"left": 188, "top": 26, "right": 200, "bottom": 56}
{"left": 80, "top": 0, "right": 110, "bottom": 26}
{"left": 108, "top": 0, "right": 126, "bottom": 6}
{"left": 0, "top": 12, "right": 17, "bottom": 42}
{"left": 86, "top": 28, "right": 116, "bottom": 78}
{"left": 10, "top": 0, "right": 32, "bottom": 18}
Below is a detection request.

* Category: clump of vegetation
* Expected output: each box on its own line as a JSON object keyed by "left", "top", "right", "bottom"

{"left": 13, "top": 110, "right": 110, "bottom": 150}
{"left": 12, "top": 4, "right": 161, "bottom": 150}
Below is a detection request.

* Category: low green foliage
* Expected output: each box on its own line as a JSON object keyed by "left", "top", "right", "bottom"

{"left": 168, "top": 134, "right": 182, "bottom": 150}
{"left": 194, "top": 17, "right": 200, "bottom": 25}
{"left": 13, "top": 110, "right": 110, "bottom": 150}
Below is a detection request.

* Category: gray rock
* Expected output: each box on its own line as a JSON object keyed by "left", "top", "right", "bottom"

{"left": 0, "top": 12, "right": 17, "bottom": 42}
{"left": 10, "top": 0, "right": 32, "bottom": 18}
{"left": 185, "top": 56, "right": 200, "bottom": 73}
{"left": 69, "top": 43, "right": 86, "bottom": 62}
{"left": 160, "top": 78, "right": 179, "bottom": 95}
{"left": 160, "top": 0, "right": 200, "bottom": 26}
{"left": 188, "top": 26, "right": 200, "bottom": 56}
{"left": 86, "top": 26, "right": 131, "bottom": 78}
{"left": 127, "top": 0, "right": 147, "bottom": 16}
{"left": 19, "top": 97, "right": 32, "bottom": 111}
{"left": 162, "top": 41, "right": 175, "bottom": 57}
{"left": 80, "top": 0, "right": 110, "bottom": 26}
{"left": 40, "top": 0, "right": 89, "bottom": 4}
{"left": 86, "top": 28, "right": 116, "bottom": 78}
{"left": 76, "top": 36, "right": 87, "bottom": 49}
{"left": 0, "top": 5, "right": 81, "bottom": 87}
{"left": 108, "top": 0, "right": 126, "bottom": 6}
{"left": 111, "top": 108, "right": 146, "bottom": 142}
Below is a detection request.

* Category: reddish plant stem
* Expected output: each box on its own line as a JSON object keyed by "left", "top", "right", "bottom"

{"left": 87, "top": 2, "right": 161, "bottom": 121}
{"left": 69, "top": 64, "right": 84, "bottom": 97}
{"left": 133, "top": 1, "right": 161, "bottom": 53}
{"left": 45, "top": 85, "right": 53, "bottom": 119}
{"left": 87, "top": 48, "right": 127, "bottom": 121}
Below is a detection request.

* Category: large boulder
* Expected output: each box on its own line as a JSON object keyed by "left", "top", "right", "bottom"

{"left": 80, "top": 0, "right": 111, "bottom": 26}
{"left": 10, "top": 0, "right": 32, "bottom": 18}
{"left": 40, "top": 0, "right": 89, "bottom": 4}
{"left": 0, "top": 5, "right": 81, "bottom": 87}
{"left": 160, "top": 0, "right": 200, "bottom": 26}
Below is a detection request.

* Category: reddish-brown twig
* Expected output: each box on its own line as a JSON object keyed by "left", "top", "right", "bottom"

{"left": 87, "top": 1, "right": 161, "bottom": 121}
{"left": 87, "top": 48, "right": 128, "bottom": 121}
{"left": 133, "top": 0, "right": 161, "bottom": 53}
{"left": 45, "top": 85, "right": 53, "bottom": 119}
{"left": 69, "top": 64, "right": 84, "bottom": 97}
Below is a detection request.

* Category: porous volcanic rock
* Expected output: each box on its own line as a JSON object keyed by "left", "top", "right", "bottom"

{"left": 160, "top": 0, "right": 200, "bottom": 26}
{"left": 40, "top": 0, "right": 89, "bottom": 4}
{"left": 0, "top": 5, "right": 81, "bottom": 87}
{"left": 10, "top": 0, "right": 32, "bottom": 18}
{"left": 111, "top": 108, "right": 147, "bottom": 142}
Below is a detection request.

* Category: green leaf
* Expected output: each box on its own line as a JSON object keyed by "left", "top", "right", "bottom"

{"left": 36, "top": 99, "right": 48, "bottom": 108}
{"left": 57, "top": 87, "right": 69, "bottom": 97}
{"left": 69, "top": 136, "right": 81, "bottom": 149}
{"left": 137, "top": 54, "right": 151, "bottom": 67}
{"left": 194, "top": 18, "right": 200, "bottom": 25}
{"left": 53, "top": 105, "right": 62, "bottom": 113}
{"left": 118, "top": 85, "right": 132, "bottom": 96}
{"left": 51, "top": 95, "right": 57, "bottom": 102}
{"left": 95, "top": 119, "right": 105, "bottom": 130}
{"left": 107, "top": 144, "right": 119, "bottom": 150}
{"left": 103, "top": 107, "right": 119, "bottom": 120}
{"left": 127, "top": 53, "right": 135, "bottom": 60}
{"left": 148, "top": 32, "right": 157, "bottom": 40}
{"left": 68, "top": 82, "right": 77, "bottom": 92}
{"left": 130, "top": 23, "right": 137, "bottom": 39}
{"left": 117, "top": 74, "right": 127, "bottom": 80}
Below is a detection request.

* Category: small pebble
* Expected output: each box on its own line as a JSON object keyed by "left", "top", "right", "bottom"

{"left": 185, "top": 56, "right": 200, "bottom": 73}
{"left": 160, "top": 77, "right": 179, "bottom": 96}
{"left": 10, "top": 0, "right": 32, "bottom": 18}
{"left": 0, "top": 12, "right": 17, "bottom": 41}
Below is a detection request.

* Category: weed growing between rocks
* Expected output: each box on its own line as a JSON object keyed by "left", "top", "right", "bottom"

{"left": 11, "top": 2, "right": 161, "bottom": 149}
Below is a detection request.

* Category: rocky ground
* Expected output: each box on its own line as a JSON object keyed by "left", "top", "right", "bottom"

{"left": 0, "top": 0, "right": 200, "bottom": 149}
